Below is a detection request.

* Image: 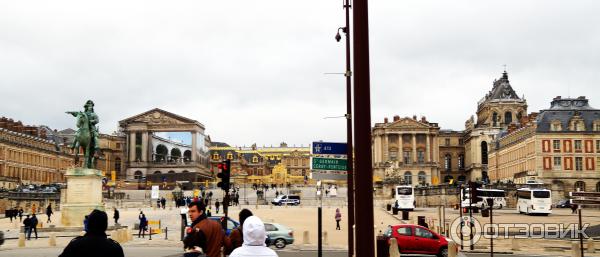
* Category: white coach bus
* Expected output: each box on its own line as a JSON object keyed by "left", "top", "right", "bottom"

{"left": 394, "top": 185, "right": 416, "bottom": 211}
{"left": 516, "top": 188, "right": 552, "bottom": 215}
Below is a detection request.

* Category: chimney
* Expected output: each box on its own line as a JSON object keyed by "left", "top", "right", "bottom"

{"left": 384, "top": 117, "right": 388, "bottom": 123}
{"left": 393, "top": 115, "right": 400, "bottom": 122}
{"left": 412, "top": 115, "right": 417, "bottom": 120}
{"left": 420, "top": 116, "right": 427, "bottom": 123}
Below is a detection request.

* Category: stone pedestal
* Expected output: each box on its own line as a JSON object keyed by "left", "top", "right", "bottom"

{"left": 61, "top": 168, "right": 105, "bottom": 227}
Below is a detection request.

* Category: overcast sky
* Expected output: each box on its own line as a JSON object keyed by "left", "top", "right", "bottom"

{"left": 1, "top": 0, "right": 599, "bottom": 147}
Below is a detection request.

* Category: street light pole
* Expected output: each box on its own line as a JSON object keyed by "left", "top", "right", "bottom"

{"left": 352, "top": 0, "right": 375, "bottom": 255}
{"left": 336, "top": 0, "right": 355, "bottom": 256}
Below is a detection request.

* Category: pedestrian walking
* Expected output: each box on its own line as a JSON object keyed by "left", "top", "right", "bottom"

{"left": 138, "top": 213, "right": 148, "bottom": 238}
{"left": 571, "top": 204, "right": 578, "bottom": 214}
{"left": 46, "top": 204, "right": 53, "bottom": 223}
{"left": 161, "top": 197, "right": 166, "bottom": 209}
{"left": 31, "top": 204, "right": 37, "bottom": 215}
{"left": 215, "top": 200, "right": 220, "bottom": 214}
{"left": 113, "top": 208, "right": 120, "bottom": 225}
{"left": 229, "top": 216, "right": 278, "bottom": 257}
{"left": 29, "top": 214, "right": 39, "bottom": 239}
{"left": 23, "top": 215, "right": 31, "bottom": 239}
{"left": 18, "top": 207, "right": 23, "bottom": 221}
{"left": 185, "top": 201, "right": 231, "bottom": 257}
{"left": 335, "top": 208, "right": 342, "bottom": 230}
{"left": 226, "top": 209, "right": 253, "bottom": 254}
{"left": 58, "top": 210, "right": 124, "bottom": 257}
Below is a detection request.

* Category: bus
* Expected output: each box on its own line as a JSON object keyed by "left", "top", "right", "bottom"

{"left": 394, "top": 185, "right": 416, "bottom": 211}
{"left": 461, "top": 188, "right": 507, "bottom": 210}
{"left": 516, "top": 188, "right": 552, "bottom": 215}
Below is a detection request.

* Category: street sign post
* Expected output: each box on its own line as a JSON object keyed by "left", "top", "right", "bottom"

{"left": 568, "top": 191, "right": 600, "bottom": 257}
{"left": 312, "top": 142, "right": 347, "bottom": 155}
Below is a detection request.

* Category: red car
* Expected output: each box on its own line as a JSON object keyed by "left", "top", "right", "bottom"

{"left": 384, "top": 224, "right": 449, "bottom": 257}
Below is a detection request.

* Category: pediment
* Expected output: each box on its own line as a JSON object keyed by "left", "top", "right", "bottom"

{"left": 386, "top": 118, "right": 432, "bottom": 129}
{"left": 119, "top": 108, "right": 199, "bottom": 126}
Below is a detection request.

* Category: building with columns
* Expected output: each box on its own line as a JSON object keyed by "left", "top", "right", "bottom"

{"left": 119, "top": 109, "right": 211, "bottom": 182}
{"left": 372, "top": 115, "right": 441, "bottom": 187}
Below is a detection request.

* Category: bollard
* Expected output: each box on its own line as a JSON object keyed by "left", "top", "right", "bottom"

{"left": 18, "top": 233, "right": 26, "bottom": 247}
{"left": 165, "top": 227, "right": 168, "bottom": 240}
{"left": 572, "top": 241, "right": 581, "bottom": 257}
{"left": 149, "top": 227, "right": 152, "bottom": 240}
{"left": 48, "top": 232, "right": 57, "bottom": 246}
{"left": 120, "top": 228, "right": 128, "bottom": 242}
{"left": 448, "top": 241, "right": 458, "bottom": 257}
{"left": 323, "top": 231, "right": 328, "bottom": 245}
{"left": 588, "top": 238, "right": 596, "bottom": 253}
{"left": 110, "top": 230, "right": 119, "bottom": 243}
{"left": 270, "top": 205, "right": 273, "bottom": 209}
{"left": 388, "top": 237, "right": 400, "bottom": 257}
{"left": 302, "top": 230, "right": 310, "bottom": 245}
{"left": 511, "top": 238, "right": 520, "bottom": 251}
{"left": 127, "top": 229, "right": 133, "bottom": 241}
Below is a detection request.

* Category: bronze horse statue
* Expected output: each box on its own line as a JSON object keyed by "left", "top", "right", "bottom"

{"left": 66, "top": 101, "right": 100, "bottom": 169}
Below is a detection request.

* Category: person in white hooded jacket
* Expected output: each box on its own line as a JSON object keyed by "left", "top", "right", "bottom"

{"left": 229, "top": 216, "right": 278, "bottom": 257}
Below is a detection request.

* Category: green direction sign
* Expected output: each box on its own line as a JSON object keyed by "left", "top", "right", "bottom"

{"left": 311, "top": 157, "right": 347, "bottom": 171}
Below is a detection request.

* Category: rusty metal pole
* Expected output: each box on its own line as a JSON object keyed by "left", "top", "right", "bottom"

{"left": 352, "top": 0, "right": 374, "bottom": 255}
{"left": 343, "top": 0, "right": 355, "bottom": 256}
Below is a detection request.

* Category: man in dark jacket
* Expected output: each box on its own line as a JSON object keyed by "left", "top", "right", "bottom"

{"left": 46, "top": 204, "right": 53, "bottom": 223}
{"left": 113, "top": 208, "right": 120, "bottom": 225}
{"left": 29, "top": 214, "right": 38, "bottom": 239}
{"left": 185, "top": 201, "right": 230, "bottom": 257}
{"left": 23, "top": 215, "right": 31, "bottom": 239}
{"left": 59, "top": 210, "right": 124, "bottom": 257}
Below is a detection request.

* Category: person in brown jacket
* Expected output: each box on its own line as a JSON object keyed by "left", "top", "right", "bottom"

{"left": 186, "top": 201, "right": 230, "bottom": 257}
{"left": 226, "top": 209, "right": 254, "bottom": 254}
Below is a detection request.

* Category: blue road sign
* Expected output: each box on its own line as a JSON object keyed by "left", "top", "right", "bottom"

{"left": 312, "top": 142, "right": 347, "bottom": 155}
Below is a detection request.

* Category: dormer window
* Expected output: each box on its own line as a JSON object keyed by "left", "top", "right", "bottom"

{"left": 594, "top": 120, "right": 600, "bottom": 131}
{"left": 212, "top": 153, "right": 220, "bottom": 160}
{"left": 252, "top": 156, "right": 259, "bottom": 163}
{"left": 226, "top": 152, "right": 233, "bottom": 160}
{"left": 570, "top": 120, "right": 585, "bottom": 131}
{"left": 551, "top": 120, "right": 562, "bottom": 131}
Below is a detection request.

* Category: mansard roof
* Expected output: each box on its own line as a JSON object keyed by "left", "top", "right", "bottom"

{"left": 536, "top": 96, "right": 600, "bottom": 133}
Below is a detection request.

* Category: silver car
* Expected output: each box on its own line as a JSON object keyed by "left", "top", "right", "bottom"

{"left": 264, "top": 222, "right": 294, "bottom": 249}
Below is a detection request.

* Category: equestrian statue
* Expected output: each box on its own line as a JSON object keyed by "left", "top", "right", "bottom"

{"left": 66, "top": 100, "right": 101, "bottom": 169}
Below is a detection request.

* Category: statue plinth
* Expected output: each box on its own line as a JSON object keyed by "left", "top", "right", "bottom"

{"left": 61, "top": 167, "right": 105, "bottom": 226}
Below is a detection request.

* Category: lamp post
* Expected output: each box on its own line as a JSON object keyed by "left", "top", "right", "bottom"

{"left": 335, "top": 1, "right": 354, "bottom": 256}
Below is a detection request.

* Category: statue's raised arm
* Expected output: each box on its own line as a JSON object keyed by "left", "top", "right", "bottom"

{"left": 66, "top": 111, "right": 80, "bottom": 117}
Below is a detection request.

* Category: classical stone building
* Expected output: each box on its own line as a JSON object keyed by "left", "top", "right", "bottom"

{"left": 372, "top": 115, "right": 441, "bottom": 186}
{"left": 0, "top": 117, "right": 73, "bottom": 186}
{"left": 488, "top": 96, "right": 600, "bottom": 194}
{"left": 463, "top": 71, "right": 528, "bottom": 182}
{"left": 209, "top": 142, "right": 309, "bottom": 185}
{"left": 438, "top": 130, "right": 466, "bottom": 183}
{"left": 96, "top": 133, "right": 126, "bottom": 181}
{"left": 119, "top": 109, "right": 211, "bottom": 183}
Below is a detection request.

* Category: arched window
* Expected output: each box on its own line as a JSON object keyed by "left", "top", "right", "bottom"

{"left": 457, "top": 175, "right": 466, "bottom": 183}
{"left": 596, "top": 182, "right": 600, "bottom": 192}
{"left": 153, "top": 171, "right": 161, "bottom": 174}
{"left": 444, "top": 154, "right": 452, "bottom": 172}
{"left": 504, "top": 111, "right": 512, "bottom": 125}
{"left": 575, "top": 181, "right": 586, "bottom": 192}
{"left": 184, "top": 150, "right": 192, "bottom": 161}
{"left": 212, "top": 153, "right": 220, "bottom": 160}
{"left": 458, "top": 154, "right": 465, "bottom": 170}
{"left": 134, "top": 170, "right": 143, "bottom": 180}
{"left": 226, "top": 152, "right": 233, "bottom": 160}
{"left": 182, "top": 170, "right": 189, "bottom": 173}
{"left": 168, "top": 170, "right": 175, "bottom": 174}
{"left": 252, "top": 156, "right": 259, "bottom": 163}
{"left": 403, "top": 171, "right": 412, "bottom": 185}
{"left": 492, "top": 112, "right": 498, "bottom": 127}
{"left": 156, "top": 144, "right": 168, "bottom": 161}
{"left": 114, "top": 157, "right": 121, "bottom": 172}
{"left": 171, "top": 148, "right": 181, "bottom": 161}
{"left": 481, "top": 141, "right": 488, "bottom": 165}
{"left": 418, "top": 171, "right": 427, "bottom": 185}
{"left": 516, "top": 112, "right": 523, "bottom": 122}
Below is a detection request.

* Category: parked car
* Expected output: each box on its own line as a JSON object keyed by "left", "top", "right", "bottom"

{"left": 271, "top": 195, "right": 301, "bottom": 206}
{"left": 208, "top": 216, "right": 240, "bottom": 236}
{"left": 555, "top": 199, "right": 572, "bottom": 208}
{"left": 384, "top": 224, "right": 449, "bottom": 257}
{"left": 264, "top": 222, "right": 294, "bottom": 249}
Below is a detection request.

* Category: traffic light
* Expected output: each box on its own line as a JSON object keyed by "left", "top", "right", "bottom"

{"left": 217, "top": 160, "right": 231, "bottom": 191}
{"left": 469, "top": 181, "right": 481, "bottom": 202}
